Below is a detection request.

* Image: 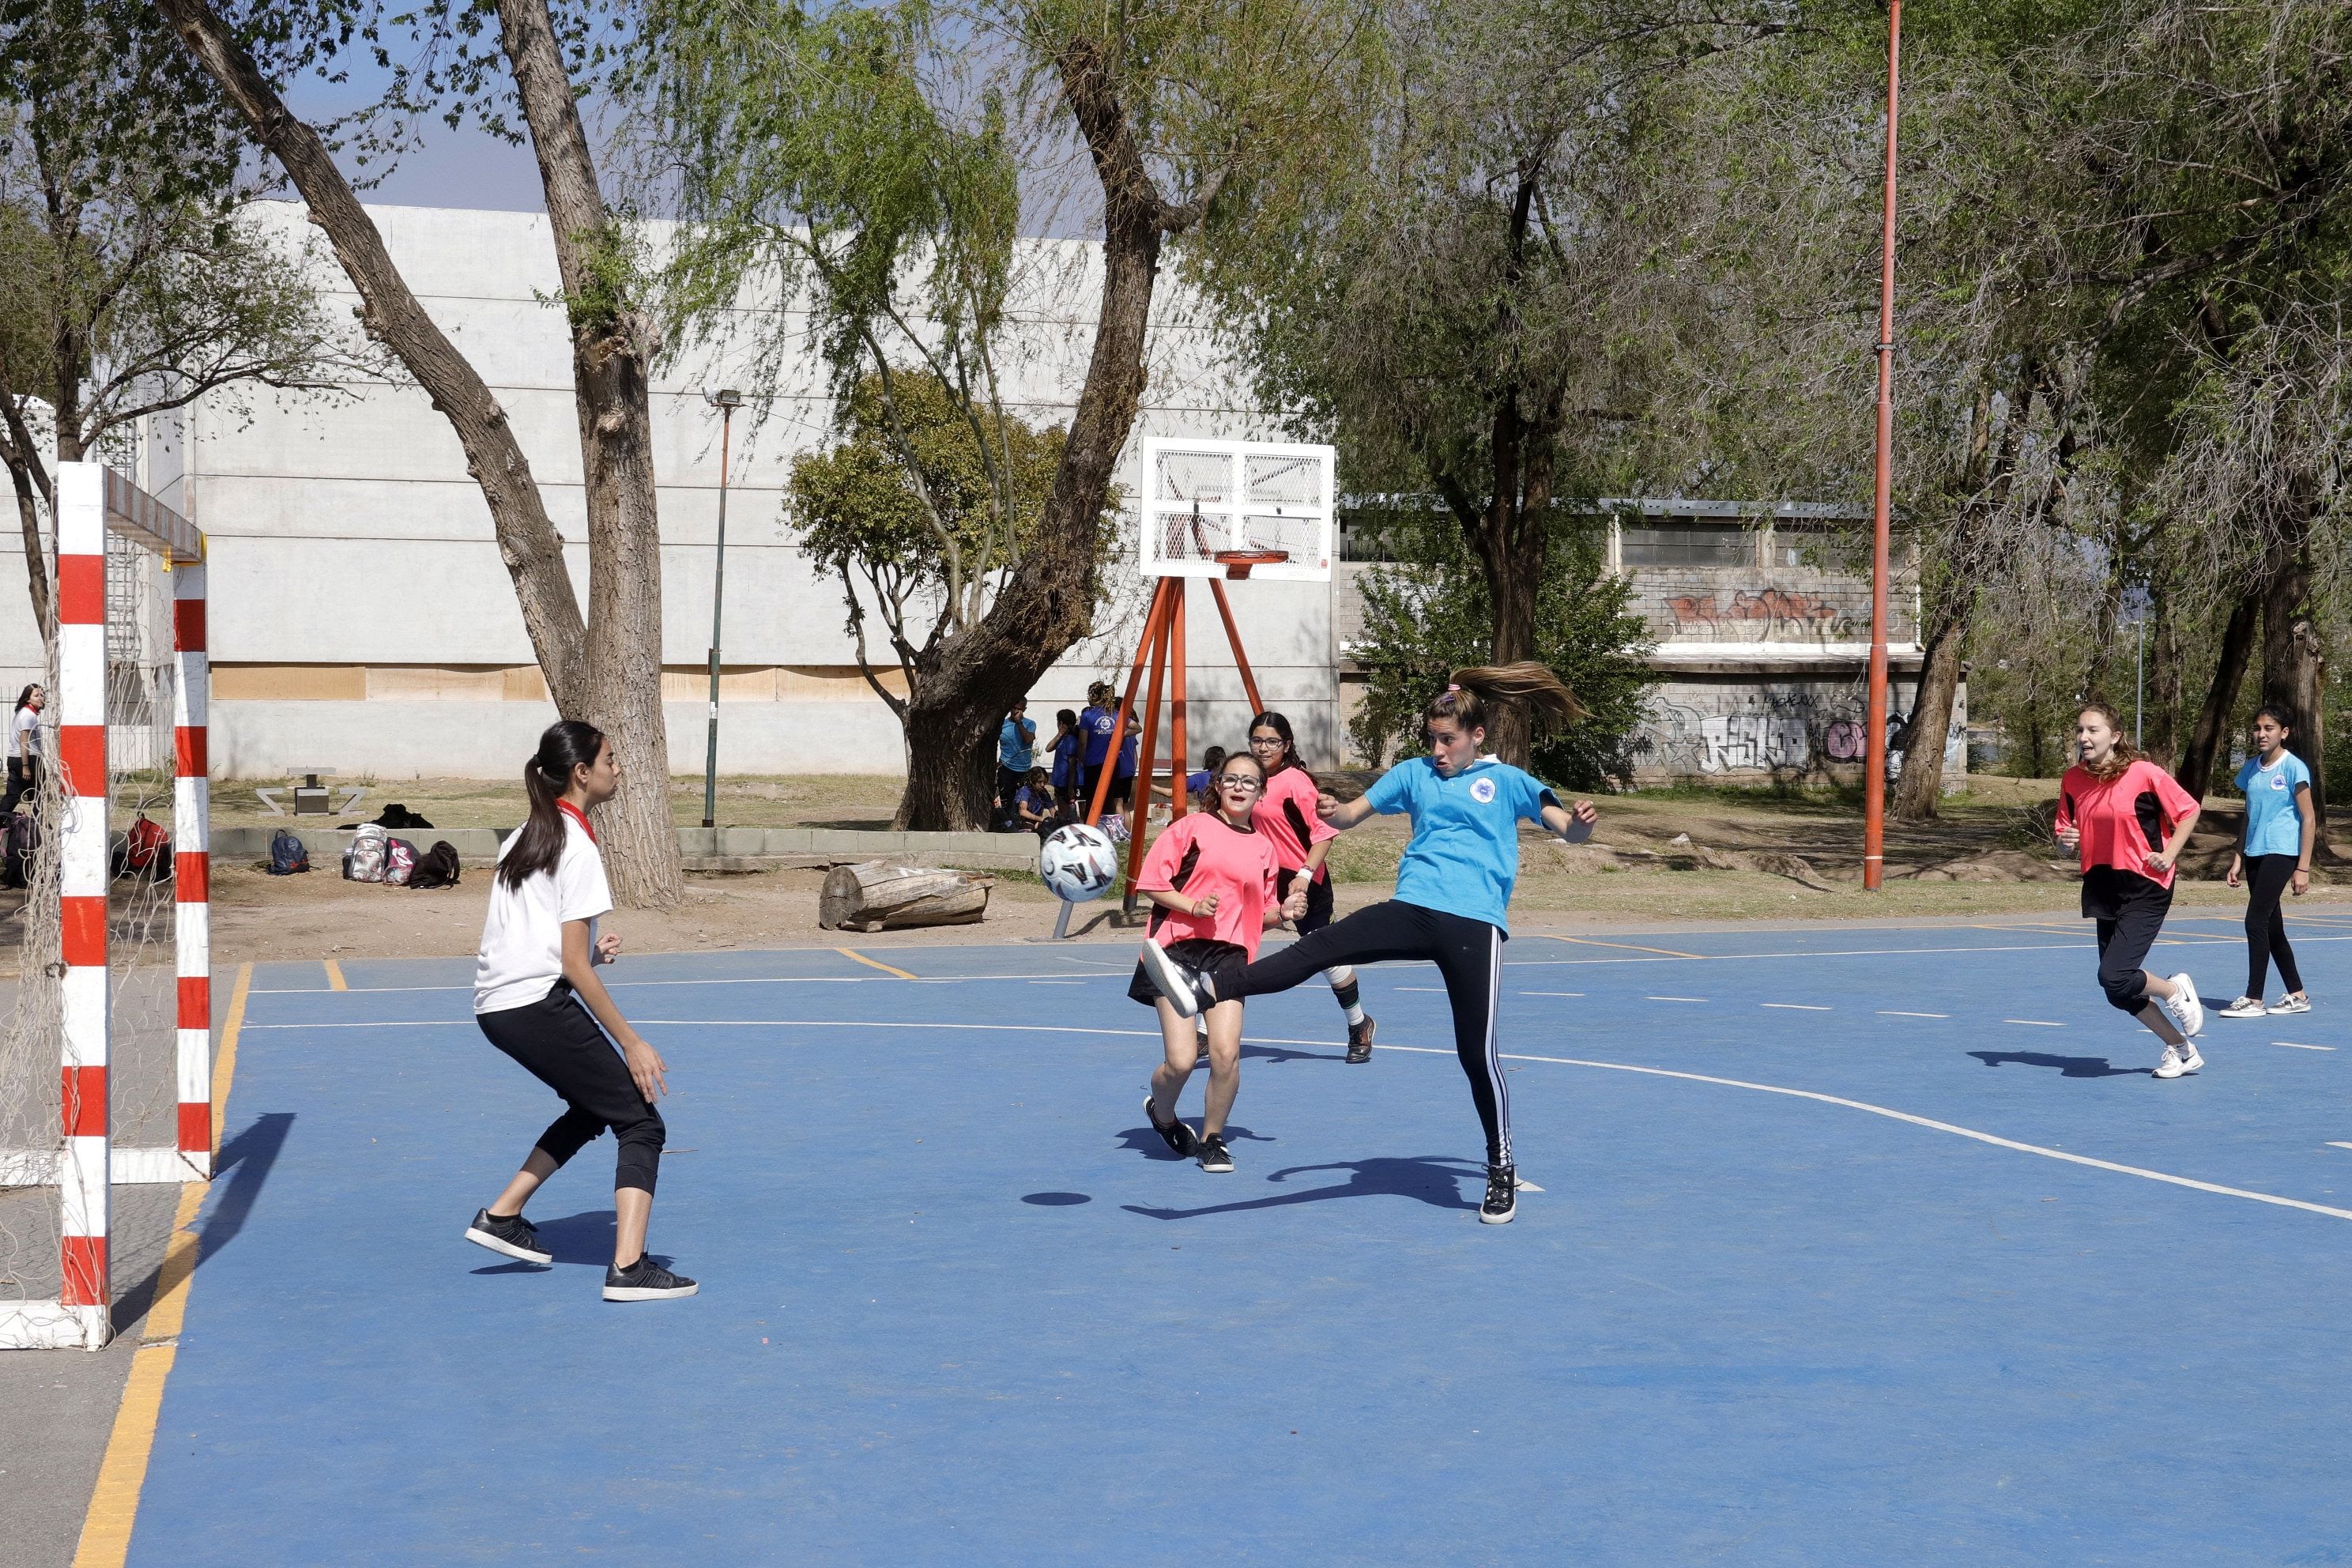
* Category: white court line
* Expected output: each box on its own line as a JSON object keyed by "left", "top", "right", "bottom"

{"left": 2003, "top": 1019, "right": 2067, "bottom": 1028}
{"left": 1879, "top": 1010, "right": 1948, "bottom": 1019}
{"left": 1518, "top": 991, "right": 1586, "bottom": 998}
{"left": 2271, "top": 1041, "right": 2337, "bottom": 1052}
{"left": 2329, "top": 1142, "right": 2352, "bottom": 1152}
{"left": 596, "top": 1016, "right": 2352, "bottom": 1227}
{"left": 1763, "top": 1003, "right": 1831, "bottom": 1012}
{"left": 1647, "top": 996, "right": 1708, "bottom": 1003}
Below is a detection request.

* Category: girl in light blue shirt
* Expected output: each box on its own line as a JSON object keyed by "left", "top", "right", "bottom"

{"left": 1136, "top": 663, "right": 1597, "bottom": 1225}
{"left": 2219, "top": 703, "right": 2315, "bottom": 1017}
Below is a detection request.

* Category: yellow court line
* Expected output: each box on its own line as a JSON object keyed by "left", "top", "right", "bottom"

{"left": 74, "top": 961, "right": 250, "bottom": 1568}
{"left": 322, "top": 959, "right": 348, "bottom": 991}
{"left": 835, "top": 947, "right": 917, "bottom": 980}
{"left": 1540, "top": 933, "right": 1703, "bottom": 960}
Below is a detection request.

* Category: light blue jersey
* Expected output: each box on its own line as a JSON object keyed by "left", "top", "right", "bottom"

{"left": 2236, "top": 749, "right": 2312, "bottom": 858}
{"left": 1362, "top": 756, "right": 1560, "bottom": 933}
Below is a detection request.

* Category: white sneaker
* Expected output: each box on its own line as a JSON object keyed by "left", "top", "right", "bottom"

{"left": 2271, "top": 993, "right": 2312, "bottom": 1015}
{"left": 2177, "top": 1043, "right": 2204, "bottom": 1074}
{"left": 2165, "top": 972, "right": 2205, "bottom": 1037}
{"left": 2216, "top": 996, "right": 2267, "bottom": 1019}
{"left": 2154, "top": 1046, "right": 2188, "bottom": 1080}
{"left": 1138, "top": 939, "right": 1208, "bottom": 1018}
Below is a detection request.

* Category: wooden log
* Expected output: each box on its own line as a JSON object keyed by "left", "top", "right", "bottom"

{"left": 819, "top": 861, "right": 996, "bottom": 931}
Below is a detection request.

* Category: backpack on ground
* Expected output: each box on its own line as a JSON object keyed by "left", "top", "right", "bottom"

{"left": 341, "top": 824, "right": 389, "bottom": 883}
{"left": 120, "top": 813, "right": 171, "bottom": 880}
{"left": 373, "top": 803, "right": 435, "bottom": 830}
{"left": 2, "top": 810, "right": 36, "bottom": 889}
{"left": 408, "top": 840, "right": 461, "bottom": 890}
{"left": 268, "top": 828, "right": 310, "bottom": 876}
{"left": 383, "top": 838, "right": 418, "bottom": 886}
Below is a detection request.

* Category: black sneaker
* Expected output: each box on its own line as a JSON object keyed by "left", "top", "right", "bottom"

{"left": 464, "top": 1207, "right": 551, "bottom": 1265}
{"left": 1145, "top": 1096, "right": 1199, "bottom": 1158}
{"left": 1479, "top": 1165, "right": 1517, "bottom": 1225}
{"left": 1197, "top": 1134, "right": 1234, "bottom": 1173}
{"left": 1138, "top": 940, "right": 1216, "bottom": 1017}
{"left": 1345, "top": 1013, "right": 1376, "bottom": 1065}
{"left": 603, "top": 1257, "right": 699, "bottom": 1302}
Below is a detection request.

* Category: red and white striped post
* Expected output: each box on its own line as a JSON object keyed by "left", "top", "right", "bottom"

{"left": 55, "top": 462, "right": 110, "bottom": 1345}
{"left": 173, "top": 549, "right": 210, "bottom": 1176}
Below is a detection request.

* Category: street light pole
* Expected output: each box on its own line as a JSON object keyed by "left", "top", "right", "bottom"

{"left": 703, "top": 390, "right": 742, "bottom": 831}
{"left": 1862, "top": 0, "right": 1902, "bottom": 891}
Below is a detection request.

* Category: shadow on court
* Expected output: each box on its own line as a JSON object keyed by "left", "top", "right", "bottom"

{"left": 1968, "top": 1050, "right": 2147, "bottom": 1079}
{"left": 1122, "top": 1155, "right": 1484, "bottom": 1220}
{"left": 1116, "top": 1123, "right": 1279, "bottom": 1163}
{"left": 469, "top": 1208, "right": 616, "bottom": 1272}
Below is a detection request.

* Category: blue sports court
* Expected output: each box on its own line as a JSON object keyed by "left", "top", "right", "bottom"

{"left": 131, "top": 915, "right": 2352, "bottom": 1564}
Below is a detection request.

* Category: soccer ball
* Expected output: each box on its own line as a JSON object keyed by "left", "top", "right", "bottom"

{"left": 1038, "top": 823, "right": 1118, "bottom": 903}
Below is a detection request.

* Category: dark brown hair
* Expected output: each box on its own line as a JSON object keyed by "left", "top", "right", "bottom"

{"left": 2075, "top": 700, "right": 2138, "bottom": 782}
{"left": 499, "top": 720, "right": 607, "bottom": 891}
{"left": 1423, "top": 663, "right": 1587, "bottom": 734}
{"left": 1246, "top": 710, "right": 1312, "bottom": 782}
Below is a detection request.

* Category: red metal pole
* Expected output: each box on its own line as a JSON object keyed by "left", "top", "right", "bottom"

{"left": 1120, "top": 597, "right": 1173, "bottom": 899}
{"left": 1091, "top": 579, "right": 1170, "bottom": 827}
{"left": 1862, "top": 0, "right": 1902, "bottom": 892}
{"left": 1170, "top": 579, "right": 1190, "bottom": 826}
{"left": 1207, "top": 578, "right": 1266, "bottom": 717}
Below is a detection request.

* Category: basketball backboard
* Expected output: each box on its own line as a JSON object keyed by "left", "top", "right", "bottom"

{"left": 1137, "top": 438, "right": 1336, "bottom": 582}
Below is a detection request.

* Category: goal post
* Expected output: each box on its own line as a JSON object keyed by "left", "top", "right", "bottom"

{"left": 0, "top": 462, "right": 209, "bottom": 1351}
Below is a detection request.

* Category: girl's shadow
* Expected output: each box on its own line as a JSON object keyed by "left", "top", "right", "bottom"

{"left": 1118, "top": 1123, "right": 1280, "bottom": 1163}
{"left": 1122, "top": 1155, "right": 1484, "bottom": 1220}
{"left": 1968, "top": 1050, "right": 2144, "bottom": 1079}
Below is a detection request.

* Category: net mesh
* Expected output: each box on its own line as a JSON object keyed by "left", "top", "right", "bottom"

{"left": 1140, "top": 441, "right": 1333, "bottom": 579}
{"left": 0, "top": 530, "right": 183, "bottom": 1332}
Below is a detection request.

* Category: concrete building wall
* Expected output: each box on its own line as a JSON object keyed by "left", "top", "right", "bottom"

{"left": 0, "top": 202, "right": 1339, "bottom": 782}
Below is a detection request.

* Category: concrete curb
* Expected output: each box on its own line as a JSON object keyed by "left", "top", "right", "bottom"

{"left": 214, "top": 823, "right": 1042, "bottom": 872}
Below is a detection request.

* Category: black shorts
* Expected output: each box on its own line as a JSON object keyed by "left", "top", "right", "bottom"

{"left": 1275, "top": 866, "right": 1335, "bottom": 935}
{"left": 2081, "top": 864, "right": 2172, "bottom": 922}
{"left": 1129, "top": 937, "right": 1246, "bottom": 1007}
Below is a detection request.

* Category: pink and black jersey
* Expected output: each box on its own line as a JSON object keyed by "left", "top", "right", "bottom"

{"left": 1136, "top": 812, "right": 1280, "bottom": 958}
{"left": 1251, "top": 765, "right": 1339, "bottom": 882}
{"left": 2056, "top": 759, "right": 2200, "bottom": 890}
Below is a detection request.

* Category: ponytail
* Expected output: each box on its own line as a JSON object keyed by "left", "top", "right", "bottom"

{"left": 499, "top": 719, "right": 606, "bottom": 891}
{"left": 1423, "top": 662, "right": 1587, "bottom": 733}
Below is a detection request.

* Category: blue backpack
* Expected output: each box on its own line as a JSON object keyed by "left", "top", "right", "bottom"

{"left": 268, "top": 828, "right": 310, "bottom": 876}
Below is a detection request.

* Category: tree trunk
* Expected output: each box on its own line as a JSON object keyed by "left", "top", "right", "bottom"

{"left": 2146, "top": 571, "right": 2181, "bottom": 769}
{"left": 883, "top": 35, "right": 1207, "bottom": 831}
{"left": 2286, "top": 617, "right": 2328, "bottom": 835}
{"left": 2, "top": 453, "right": 51, "bottom": 643}
{"left": 1891, "top": 586, "right": 1972, "bottom": 820}
{"left": 2177, "top": 589, "right": 2261, "bottom": 799}
{"left": 496, "top": 0, "right": 683, "bottom": 909}
{"left": 156, "top": 0, "right": 590, "bottom": 718}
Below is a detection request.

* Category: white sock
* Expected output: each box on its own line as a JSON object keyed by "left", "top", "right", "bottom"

{"left": 1342, "top": 1001, "right": 1365, "bottom": 1025}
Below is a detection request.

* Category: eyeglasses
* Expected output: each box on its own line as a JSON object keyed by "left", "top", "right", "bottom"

{"left": 1247, "top": 735, "right": 1283, "bottom": 747}
{"left": 1215, "top": 775, "right": 1263, "bottom": 792}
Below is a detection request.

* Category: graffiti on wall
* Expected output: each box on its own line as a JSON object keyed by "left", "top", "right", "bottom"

{"left": 1631, "top": 692, "right": 1966, "bottom": 778}
{"left": 1661, "top": 586, "right": 1856, "bottom": 641}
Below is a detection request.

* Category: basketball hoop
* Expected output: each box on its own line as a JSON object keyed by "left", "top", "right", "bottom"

{"left": 1214, "top": 549, "right": 1288, "bottom": 580}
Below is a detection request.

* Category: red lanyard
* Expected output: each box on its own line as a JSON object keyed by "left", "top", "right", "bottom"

{"left": 556, "top": 799, "right": 597, "bottom": 843}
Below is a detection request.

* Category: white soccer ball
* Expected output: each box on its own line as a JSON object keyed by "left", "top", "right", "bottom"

{"left": 1038, "top": 823, "right": 1118, "bottom": 903}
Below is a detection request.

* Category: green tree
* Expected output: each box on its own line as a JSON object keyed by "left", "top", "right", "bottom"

{"left": 1347, "top": 510, "right": 1652, "bottom": 790}
{"left": 791, "top": 370, "right": 1109, "bottom": 782}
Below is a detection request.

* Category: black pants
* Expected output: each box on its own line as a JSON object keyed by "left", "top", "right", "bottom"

{"left": 1216, "top": 899, "right": 1510, "bottom": 1167}
{"left": 2241, "top": 854, "right": 2305, "bottom": 997}
{"left": 477, "top": 984, "right": 665, "bottom": 1194}
{"left": 2085, "top": 867, "right": 2172, "bottom": 1016}
{"left": 5, "top": 756, "right": 37, "bottom": 813}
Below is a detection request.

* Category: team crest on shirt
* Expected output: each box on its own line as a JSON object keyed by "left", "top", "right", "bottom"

{"left": 2271, "top": 773, "right": 2288, "bottom": 790}
{"left": 1469, "top": 777, "right": 1497, "bottom": 804}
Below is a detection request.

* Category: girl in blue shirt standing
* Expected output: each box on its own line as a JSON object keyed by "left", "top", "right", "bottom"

{"left": 2219, "top": 703, "right": 2316, "bottom": 1018}
{"left": 1137, "top": 663, "right": 1597, "bottom": 1224}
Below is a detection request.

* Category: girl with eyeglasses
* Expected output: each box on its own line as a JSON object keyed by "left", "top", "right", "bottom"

{"left": 1246, "top": 710, "right": 1375, "bottom": 1062}
{"left": 1137, "top": 665, "right": 1597, "bottom": 1223}
{"left": 1133, "top": 749, "right": 1309, "bottom": 1174}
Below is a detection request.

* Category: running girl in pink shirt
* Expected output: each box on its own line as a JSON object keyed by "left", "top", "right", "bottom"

{"left": 2053, "top": 700, "right": 2209, "bottom": 1079}
{"left": 1133, "top": 751, "right": 1308, "bottom": 1173}
{"left": 1246, "top": 711, "right": 1377, "bottom": 1062}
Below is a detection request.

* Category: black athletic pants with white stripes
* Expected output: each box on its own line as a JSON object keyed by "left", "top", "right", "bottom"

{"left": 1216, "top": 899, "right": 1510, "bottom": 1167}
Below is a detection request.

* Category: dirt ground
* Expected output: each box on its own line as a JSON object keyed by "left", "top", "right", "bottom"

{"left": 170, "top": 773, "right": 2350, "bottom": 967}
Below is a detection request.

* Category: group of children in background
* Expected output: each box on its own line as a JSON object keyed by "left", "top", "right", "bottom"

{"left": 462, "top": 677, "right": 2329, "bottom": 1296}
{"left": 997, "top": 684, "right": 1149, "bottom": 839}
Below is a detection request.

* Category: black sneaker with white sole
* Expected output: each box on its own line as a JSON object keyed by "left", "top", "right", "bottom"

{"left": 1479, "top": 1165, "right": 1517, "bottom": 1225}
{"left": 1345, "top": 1013, "right": 1376, "bottom": 1065}
{"left": 464, "top": 1207, "right": 552, "bottom": 1265}
{"left": 1197, "top": 1134, "right": 1234, "bottom": 1173}
{"left": 1145, "top": 1096, "right": 1199, "bottom": 1158}
{"left": 1137, "top": 940, "right": 1216, "bottom": 1017}
{"left": 603, "top": 1257, "right": 699, "bottom": 1302}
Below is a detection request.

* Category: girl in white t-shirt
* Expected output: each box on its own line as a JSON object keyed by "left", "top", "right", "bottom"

{"left": 6, "top": 684, "right": 43, "bottom": 813}
{"left": 465, "top": 721, "right": 695, "bottom": 1302}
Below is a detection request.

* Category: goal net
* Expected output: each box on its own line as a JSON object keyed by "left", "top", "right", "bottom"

{"left": 1138, "top": 438, "right": 1336, "bottom": 582}
{"left": 0, "top": 462, "right": 209, "bottom": 1351}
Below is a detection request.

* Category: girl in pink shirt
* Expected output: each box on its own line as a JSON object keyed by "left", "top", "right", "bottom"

{"left": 2053, "top": 701, "right": 2208, "bottom": 1079}
{"left": 1133, "top": 752, "right": 1308, "bottom": 1172}
{"left": 1246, "top": 711, "right": 1377, "bottom": 1062}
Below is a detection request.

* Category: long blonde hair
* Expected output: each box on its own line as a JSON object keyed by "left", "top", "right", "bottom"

{"left": 1424, "top": 662, "right": 1588, "bottom": 733}
{"left": 2077, "top": 699, "right": 2139, "bottom": 782}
